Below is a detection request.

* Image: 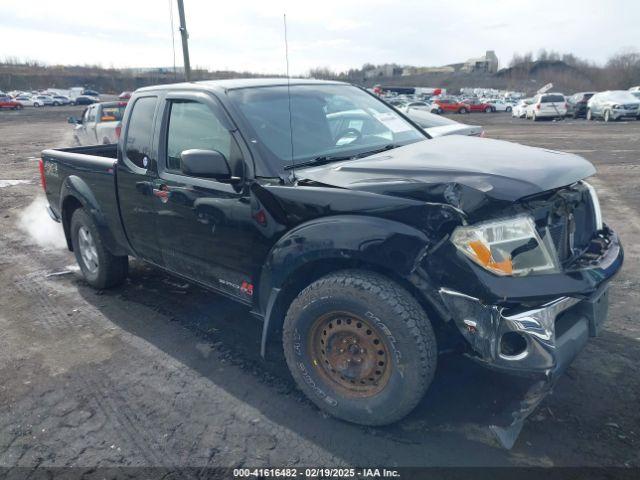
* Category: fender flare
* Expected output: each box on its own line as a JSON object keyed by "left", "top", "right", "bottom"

{"left": 257, "top": 215, "right": 434, "bottom": 356}
{"left": 59, "top": 175, "right": 127, "bottom": 255}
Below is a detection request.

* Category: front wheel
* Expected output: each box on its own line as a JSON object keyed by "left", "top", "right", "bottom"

{"left": 506, "top": 106, "right": 512, "bottom": 112}
{"left": 604, "top": 109, "right": 612, "bottom": 122}
{"left": 458, "top": 107, "right": 467, "bottom": 114}
{"left": 283, "top": 270, "right": 437, "bottom": 426}
{"left": 70, "top": 209, "right": 128, "bottom": 289}
{"left": 586, "top": 109, "right": 593, "bottom": 121}
{"left": 484, "top": 106, "right": 492, "bottom": 113}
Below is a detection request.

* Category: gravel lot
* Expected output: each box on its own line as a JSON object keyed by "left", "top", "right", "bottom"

{"left": 0, "top": 107, "right": 639, "bottom": 468}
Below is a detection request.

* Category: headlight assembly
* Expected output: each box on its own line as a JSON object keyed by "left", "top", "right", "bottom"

{"left": 451, "top": 216, "right": 559, "bottom": 276}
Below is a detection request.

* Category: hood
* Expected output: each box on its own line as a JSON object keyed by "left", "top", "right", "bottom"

{"left": 297, "top": 136, "right": 595, "bottom": 212}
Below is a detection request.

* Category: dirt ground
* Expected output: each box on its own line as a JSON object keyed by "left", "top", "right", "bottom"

{"left": 0, "top": 107, "right": 639, "bottom": 468}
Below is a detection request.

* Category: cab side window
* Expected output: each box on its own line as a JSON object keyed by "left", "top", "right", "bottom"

{"left": 125, "top": 96, "right": 158, "bottom": 169}
{"left": 166, "top": 100, "right": 239, "bottom": 173}
{"left": 87, "top": 106, "right": 96, "bottom": 123}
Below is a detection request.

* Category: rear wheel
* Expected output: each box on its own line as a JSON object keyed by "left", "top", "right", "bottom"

{"left": 586, "top": 109, "right": 593, "bottom": 120}
{"left": 283, "top": 270, "right": 437, "bottom": 426}
{"left": 70, "top": 209, "right": 128, "bottom": 289}
{"left": 506, "top": 106, "right": 512, "bottom": 112}
{"left": 604, "top": 109, "right": 612, "bottom": 122}
{"left": 458, "top": 107, "right": 467, "bottom": 114}
{"left": 532, "top": 112, "right": 538, "bottom": 121}
{"left": 484, "top": 106, "right": 492, "bottom": 113}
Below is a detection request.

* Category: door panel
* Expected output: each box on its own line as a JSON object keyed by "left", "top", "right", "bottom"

{"left": 116, "top": 95, "right": 163, "bottom": 264}
{"left": 155, "top": 94, "right": 255, "bottom": 302}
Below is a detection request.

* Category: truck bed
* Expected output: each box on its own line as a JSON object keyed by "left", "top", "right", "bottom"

{"left": 41, "top": 143, "right": 127, "bottom": 255}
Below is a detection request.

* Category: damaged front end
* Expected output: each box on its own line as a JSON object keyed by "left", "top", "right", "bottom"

{"left": 428, "top": 181, "right": 623, "bottom": 448}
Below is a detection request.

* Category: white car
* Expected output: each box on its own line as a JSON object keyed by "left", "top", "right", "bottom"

{"left": 587, "top": 91, "right": 640, "bottom": 121}
{"left": 15, "top": 94, "right": 52, "bottom": 107}
{"left": 29, "top": 94, "right": 55, "bottom": 107}
{"left": 51, "top": 95, "right": 72, "bottom": 106}
{"left": 396, "top": 101, "right": 442, "bottom": 114}
{"left": 486, "top": 99, "right": 512, "bottom": 112}
{"left": 512, "top": 99, "right": 531, "bottom": 118}
{"left": 525, "top": 93, "right": 567, "bottom": 121}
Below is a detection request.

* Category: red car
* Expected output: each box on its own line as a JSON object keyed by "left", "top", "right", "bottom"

{"left": 118, "top": 91, "right": 133, "bottom": 100}
{"left": 463, "top": 99, "right": 494, "bottom": 113}
{"left": 0, "top": 96, "right": 23, "bottom": 110}
{"left": 434, "top": 98, "right": 471, "bottom": 114}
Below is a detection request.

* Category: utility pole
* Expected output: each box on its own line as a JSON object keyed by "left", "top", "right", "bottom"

{"left": 176, "top": 0, "right": 191, "bottom": 81}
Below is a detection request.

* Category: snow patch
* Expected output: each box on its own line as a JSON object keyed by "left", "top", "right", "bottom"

{"left": 0, "top": 179, "right": 31, "bottom": 188}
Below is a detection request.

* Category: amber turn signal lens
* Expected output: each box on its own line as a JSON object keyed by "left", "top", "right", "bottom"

{"left": 469, "top": 240, "right": 513, "bottom": 275}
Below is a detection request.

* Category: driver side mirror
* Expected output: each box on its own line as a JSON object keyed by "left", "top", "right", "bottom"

{"left": 180, "top": 149, "right": 239, "bottom": 182}
{"left": 68, "top": 116, "right": 81, "bottom": 124}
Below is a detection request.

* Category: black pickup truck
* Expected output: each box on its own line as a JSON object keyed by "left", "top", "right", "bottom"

{"left": 41, "top": 79, "right": 622, "bottom": 434}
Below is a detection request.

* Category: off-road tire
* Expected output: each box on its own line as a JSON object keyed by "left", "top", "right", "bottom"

{"left": 70, "top": 208, "right": 128, "bottom": 289}
{"left": 282, "top": 270, "right": 437, "bottom": 426}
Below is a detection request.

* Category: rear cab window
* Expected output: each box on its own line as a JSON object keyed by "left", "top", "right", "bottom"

{"left": 100, "top": 105, "right": 126, "bottom": 122}
{"left": 124, "top": 96, "right": 158, "bottom": 170}
{"left": 541, "top": 94, "right": 565, "bottom": 103}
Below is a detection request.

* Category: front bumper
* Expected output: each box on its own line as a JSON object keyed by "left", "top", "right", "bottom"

{"left": 611, "top": 108, "right": 639, "bottom": 119}
{"left": 439, "top": 285, "right": 609, "bottom": 378}
{"left": 436, "top": 227, "right": 622, "bottom": 377}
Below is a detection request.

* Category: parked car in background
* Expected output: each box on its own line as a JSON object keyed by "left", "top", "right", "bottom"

{"left": 69, "top": 101, "right": 127, "bottom": 145}
{"left": 0, "top": 95, "right": 23, "bottom": 110}
{"left": 587, "top": 90, "right": 640, "bottom": 121}
{"left": 118, "top": 91, "right": 133, "bottom": 100}
{"left": 463, "top": 99, "right": 494, "bottom": 113}
{"left": 14, "top": 95, "right": 34, "bottom": 106}
{"left": 434, "top": 97, "right": 471, "bottom": 114}
{"left": 512, "top": 99, "right": 531, "bottom": 118}
{"left": 74, "top": 95, "right": 99, "bottom": 106}
{"left": 82, "top": 89, "right": 100, "bottom": 99}
{"left": 526, "top": 93, "right": 567, "bottom": 121}
{"left": 26, "top": 95, "right": 55, "bottom": 107}
{"left": 396, "top": 100, "right": 442, "bottom": 114}
{"left": 486, "top": 99, "right": 512, "bottom": 112}
{"left": 565, "top": 92, "right": 595, "bottom": 119}
{"left": 404, "top": 109, "right": 484, "bottom": 137}
{"left": 52, "top": 95, "right": 72, "bottom": 106}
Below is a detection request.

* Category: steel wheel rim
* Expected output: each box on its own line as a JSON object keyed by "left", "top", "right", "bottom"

{"left": 309, "top": 311, "right": 392, "bottom": 397}
{"left": 78, "top": 226, "right": 99, "bottom": 273}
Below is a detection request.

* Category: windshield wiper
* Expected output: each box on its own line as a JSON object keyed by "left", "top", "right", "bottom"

{"left": 284, "top": 144, "right": 399, "bottom": 170}
{"left": 284, "top": 154, "right": 354, "bottom": 170}
{"left": 353, "top": 143, "right": 398, "bottom": 159}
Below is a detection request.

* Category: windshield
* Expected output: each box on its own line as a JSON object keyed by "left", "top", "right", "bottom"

{"left": 228, "top": 84, "right": 425, "bottom": 170}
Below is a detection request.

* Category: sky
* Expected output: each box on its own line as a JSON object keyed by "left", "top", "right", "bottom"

{"left": 1, "top": 0, "right": 638, "bottom": 75}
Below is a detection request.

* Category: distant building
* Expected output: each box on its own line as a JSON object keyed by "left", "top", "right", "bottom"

{"left": 401, "top": 66, "right": 455, "bottom": 76}
{"left": 364, "top": 64, "right": 404, "bottom": 79}
{"left": 461, "top": 50, "right": 499, "bottom": 74}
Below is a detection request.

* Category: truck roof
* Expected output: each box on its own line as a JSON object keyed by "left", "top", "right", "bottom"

{"left": 135, "top": 77, "right": 347, "bottom": 93}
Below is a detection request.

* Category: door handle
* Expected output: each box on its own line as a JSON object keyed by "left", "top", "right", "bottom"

{"left": 152, "top": 184, "right": 169, "bottom": 203}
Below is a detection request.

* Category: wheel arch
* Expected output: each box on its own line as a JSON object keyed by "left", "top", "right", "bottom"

{"left": 59, "top": 176, "right": 127, "bottom": 255}
{"left": 257, "top": 215, "right": 446, "bottom": 357}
